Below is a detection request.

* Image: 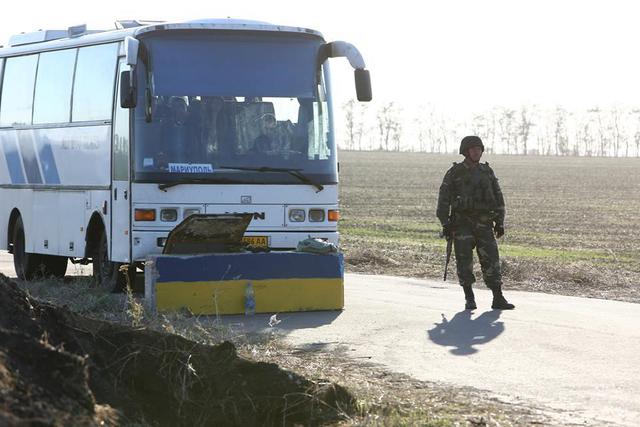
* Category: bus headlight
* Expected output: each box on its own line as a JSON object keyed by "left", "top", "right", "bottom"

{"left": 288, "top": 208, "right": 305, "bottom": 222}
{"left": 308, "top": 209, "right": 325, "bottom": 222}
{"left": 160, "top": 208, "right": 178, "bottom": 222}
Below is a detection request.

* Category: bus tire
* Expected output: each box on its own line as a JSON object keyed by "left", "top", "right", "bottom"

{"left": 93, "top": 231, "right": 131, "bottom": 292}
{"left": 12, "top": 216, "right": 44, "bottom": 281}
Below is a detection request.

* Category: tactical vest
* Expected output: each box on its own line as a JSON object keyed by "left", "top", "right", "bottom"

{"left": 448, "top": 162, "right": 500, "bottom": 214}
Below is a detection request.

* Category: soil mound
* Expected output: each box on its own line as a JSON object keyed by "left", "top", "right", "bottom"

{"left": 0, "top": 274, "right": 354, "bottom": 426}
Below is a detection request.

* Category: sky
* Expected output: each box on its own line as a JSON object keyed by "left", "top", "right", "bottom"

{"left": 2, "top": 0, "right": 640, "bottom": 123}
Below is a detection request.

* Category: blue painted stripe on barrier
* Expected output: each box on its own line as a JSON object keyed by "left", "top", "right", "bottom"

{"left": 0, "top": 132, "right": 26, "bottom": 184}
{"left": 37, "top": 140, "right": 60, "bottom": 184}
{"left": 17, "top": 132, "right": 42, "bottom": 184}
{"left": 155, "top": 252, "right": 344, "bottom": 283}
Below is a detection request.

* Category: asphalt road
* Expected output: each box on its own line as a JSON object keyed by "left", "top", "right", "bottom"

{"left": 225, "top": 274, "right": 640, "bottom": 426}
{"left": 1, "top": 253, "right": 638, "bottom": 426}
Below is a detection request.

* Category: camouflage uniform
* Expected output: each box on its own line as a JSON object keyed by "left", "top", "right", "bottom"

{"left": 436, "top": 161, "right": 505, "bottom": 290}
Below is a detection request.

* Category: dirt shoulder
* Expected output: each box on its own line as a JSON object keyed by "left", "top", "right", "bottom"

{"left": 0, "top": 274, "right": 354, "bottom": 426}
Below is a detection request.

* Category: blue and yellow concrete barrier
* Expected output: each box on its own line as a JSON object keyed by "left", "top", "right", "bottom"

{"left": 144, "top": 252, "right": 344, "bottom": 314}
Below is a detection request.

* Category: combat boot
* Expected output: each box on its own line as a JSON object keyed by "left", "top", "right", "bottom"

{"left": 491, "top": 286, "right": 515, "bottom": 310}
{"left": 462, "top": 284, "right": 477, "bottom": 310}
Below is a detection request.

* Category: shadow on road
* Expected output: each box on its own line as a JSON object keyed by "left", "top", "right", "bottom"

{"left": 427, "top": 310, "right": 503, "bottom": 355}
{"left": 219, "top": 310, "right": 343, "bottom": 334}
{"left": 270, "top": 310, "right": 343, "bottom": 330}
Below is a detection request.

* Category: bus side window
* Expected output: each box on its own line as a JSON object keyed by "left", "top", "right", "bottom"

{"left": 72, "top": 44, "right": 119, "bottom": 122}
{"left": 33, "top": 49, "right": 76, "bottom": 124}
{"left": 0, "top": 55, "right": 39, "bottom": 127}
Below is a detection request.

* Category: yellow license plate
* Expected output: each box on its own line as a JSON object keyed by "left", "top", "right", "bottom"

{"left": 242, "top": 236, "right": 269, "bottom": 247}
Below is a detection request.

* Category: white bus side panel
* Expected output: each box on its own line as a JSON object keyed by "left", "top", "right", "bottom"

{"left": 32, "top": 190, "right": 59, "bottom": 254}
{"left": 32, "top": 127, "right": 111, "bottom": 186}
{"left": 0, "top": 126, "right": 111, "bottom": 257}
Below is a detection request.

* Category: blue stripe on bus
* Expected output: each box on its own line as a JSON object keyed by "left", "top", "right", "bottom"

{"left": 17, "top": 133, "right": 43, "bottom": 184}
{"left": 1, "top": 134, "right": 26, "bottom": 184}
{"left": 155, "top": 252, "right": 344, "bottom": 283}
{"left": 38, "top": 140, "right": 61, "bottom": 184}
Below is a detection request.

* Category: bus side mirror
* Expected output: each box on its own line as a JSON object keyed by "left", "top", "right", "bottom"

{"left": 321, "top": 41, "right": 372, "bottom": 102}
{"left": 124, "top": 36, "right": 139, "bottom": 66}
{"left": 355, "top": 69, "right": 372, "bottom": 102}
{"left": 120, "top": 70, "right": 137, "bottom": 108}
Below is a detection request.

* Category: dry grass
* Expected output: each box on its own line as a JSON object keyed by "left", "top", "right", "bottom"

{"left": 247, "top": 341, "right": 559, "bottom": 427}
{"left": 338, "top": 151, "right": 640, "bottom": 303}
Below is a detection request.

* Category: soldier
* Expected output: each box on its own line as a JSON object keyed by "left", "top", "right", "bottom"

{"left": 436, "top": 136, "right": 515, "bottom": 310}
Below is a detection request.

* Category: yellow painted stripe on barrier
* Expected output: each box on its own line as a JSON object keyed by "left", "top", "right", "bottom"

{"left": 155, "top": 278, "right": 344, "bottom": 314}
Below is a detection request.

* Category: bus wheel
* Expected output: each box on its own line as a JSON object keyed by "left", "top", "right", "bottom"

{"left": 92, "top": 231, "right": 130, "bottom": 292}
{"left": 12, "top": 217, "right": 43, "bottom": 281}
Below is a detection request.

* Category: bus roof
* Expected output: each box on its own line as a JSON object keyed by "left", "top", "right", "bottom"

{"left": 0, "top": 18, "right": 325, "bottom": 57}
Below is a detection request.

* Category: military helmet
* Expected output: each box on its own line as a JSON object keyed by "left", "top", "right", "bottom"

{"left": 459, "top": 135, "right": 485, "bottom": 155}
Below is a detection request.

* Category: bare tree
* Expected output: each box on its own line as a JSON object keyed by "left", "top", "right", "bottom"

{"left": 587, "top": 107, "right": 610, "bottom": 156}
{"left": 376, "top": 102, "right": 402, "bottom": 151}
{"left": 631, "top": 109, "right": 640, "bottom": 157}
{"left": 485, "top": 107, "right": 500, "bottom": 151}
{"left": 392, "top": 120, "right": 403, "bottom": 151}
{"left": 579, "top": 120, "right": 594, "bottom": 156}
{"left": 518, "top": 106, "right": 535, "bottom": 155}
{"left": 342, "top": 99, "right": 356, "bottom": 150}
{"left": 539, "top": 109, "right": 556, "bottom": 155}
{"left": 552, "top": 107, "right": 569, "bottom": 155}
{"left": 338, "top": 102, "right": 640, "bottom": 157}
{"left": 355, "top": 102, "right": 369, "bottom": 150}
{"left": 498, "top": 108, "right": 517, "bottom": 154}
{"left": 610, "top": 107, "right": 623, "bottom": 157}
{"left": 414, "top": 105, "right": 431, "bottom": 152}
{"left": 471, "top": 114, "right": 487, "bottom": 137}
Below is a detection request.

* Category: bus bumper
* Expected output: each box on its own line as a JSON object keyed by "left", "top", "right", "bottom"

{"left": 131, "top": 230, "right": 339, "bottom": 261}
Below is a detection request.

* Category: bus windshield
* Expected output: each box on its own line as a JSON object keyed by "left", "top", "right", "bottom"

{"left": 133, "top": 32, "right": 336, "bottom": 185}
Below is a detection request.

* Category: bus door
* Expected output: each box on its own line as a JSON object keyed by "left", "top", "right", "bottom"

{"left": 111, "top": 59, "right": 132, "bottom": 263}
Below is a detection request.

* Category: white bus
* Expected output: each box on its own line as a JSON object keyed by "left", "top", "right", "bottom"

{"left": 0, "top": 19, "right": 371, "bottom": 290}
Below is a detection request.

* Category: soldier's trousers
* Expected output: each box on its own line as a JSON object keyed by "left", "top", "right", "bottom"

{"left": 453, "top": 217, "right": 502, "bottom": 289}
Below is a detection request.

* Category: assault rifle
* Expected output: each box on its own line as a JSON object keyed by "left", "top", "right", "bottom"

{"left": 443, "top": 232, "right": 453, "bottom": 281}
{"left": 440, "top": 213, "right": 455, "bottom": 281}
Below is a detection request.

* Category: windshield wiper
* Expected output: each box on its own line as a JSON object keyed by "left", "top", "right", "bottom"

{"left": 218, "top": 166, "right": 324, "bottom": 193}
{"left": 158, "top": 177, "right": 246, "bottom": 191}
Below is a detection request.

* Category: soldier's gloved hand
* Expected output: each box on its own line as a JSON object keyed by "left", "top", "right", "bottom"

{"left": 441, "top": 223, "right": 453, "bottom": 239}
{"left": 494, "top": 223, "right": 505, "bottom": 238}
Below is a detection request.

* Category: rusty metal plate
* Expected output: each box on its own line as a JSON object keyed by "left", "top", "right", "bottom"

{"left": 162, "top": 213, "right": 253, "bottom": 254}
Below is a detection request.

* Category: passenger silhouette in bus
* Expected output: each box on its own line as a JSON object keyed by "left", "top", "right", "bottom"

{"left": 165, "top": 97, "right": 189, "bottom": 163}
{"left": 186, "top": 97, "right": 204, "bottom": 161}
{"left": 200, "top": 96, "right": 225, "bottom": 159}
{"left": 250, "top": 133, "right": 272, "bottom": 153}
{"left": 211, "top": 97, "right": 237, "bottom": 161}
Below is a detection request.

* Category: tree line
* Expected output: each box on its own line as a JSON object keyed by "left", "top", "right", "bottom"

{"left": 341, "top": 100, "right": 640, "bottom": 157}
